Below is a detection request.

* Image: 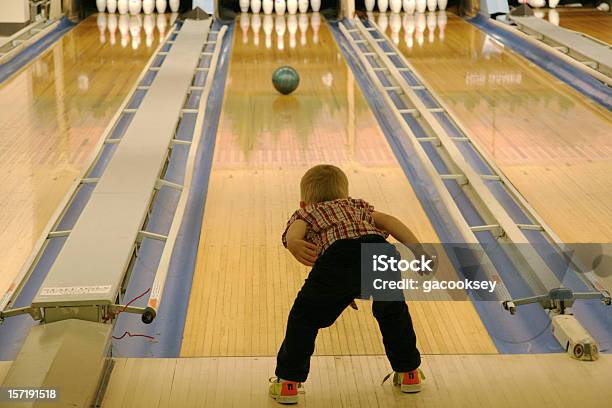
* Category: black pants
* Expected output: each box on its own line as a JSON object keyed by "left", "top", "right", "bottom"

{"left": 275, "top": 235, "right": 421, "bottom": 382}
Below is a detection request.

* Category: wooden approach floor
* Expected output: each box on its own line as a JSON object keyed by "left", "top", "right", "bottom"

{"left": 540, "top": 8, "right": 612, "bottom": 44}
{"left": 98, "top": 354, "right": 612, "bottom": 407}
{"left": 180, "top": 18, "right": 496, "bottom": 357}
{"left": 0, "top": 15, "right": 168, "bottom": 298}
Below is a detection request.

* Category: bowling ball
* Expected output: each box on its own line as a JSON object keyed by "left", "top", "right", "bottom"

{"left": 272, "top": 66, "right": 300, "bottom": 95}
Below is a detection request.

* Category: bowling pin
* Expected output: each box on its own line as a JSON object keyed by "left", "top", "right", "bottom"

{"left": 128, "top": 0, "right": 141, "bottom": 15}
{"left": 240, "top": 13, "right": 250, "bottom": 43}
{"left": 426, "top": 11, "right": 436, "bottom": 43}
{"left": 263, "top": 14, "right": 273, "bottom": 48}
{"left": 403, "top": 0, "right": 415, "bottom": 13}
{"left": 298, "top": 13, "right": 308, "bottom": 45}
{"left": 438, "top": 0, "right": 447, "bottom": 11}
{"left": 365, "top": 0, "right": 375, "bottom": 11}
{"left": 129, "top": 15, "right": 142, "bottom": 49}
{"left": 287, "top": 14, "right": 297, "bottom": 48}
{"left": 157, "top": 13, "right": 167, "bottom": 40}
{"left": 287, "top": 0, "right": 298, "bottom": 14}
{"left": 377, "top": 12, "right": 388, "bottom": 33}
{"left": 156, "top": 0, "right": 167, "bottom": 13}
{"left": 274, "top": 0, "right": 286, "bottom": 15}
{"left": 415, "top": 0, "right": 426, "bottom": 13}
{"left": 97, "top": 0, "right": 107, "bottom": 12}
{"left": 548, "top": 0, "right": 559, "bottom": 8}
{"left": 548, "top": 9, "right": 559, "bottom": 26}
{"left": 311, "top": 12, "right": 320, "bottom": 44}
{"left": 240, "top": 0, "right": 250, "bottom": 12}
{"left": 275, "top": 15, "right": 286, "bottom": 50}
{"left": 426, "top": 0, "right": 436, "bottom": 12}
{"left": 527, "top": 0, "right": 545, "bottom": 7}
{"left": 311, "top": 0, "right": 321, "bottom": 12}
{"left": 437, "top": 10, "right": 446, "bottom": 41}
{"left": 97, "top": 13, "right": 107, "bottom": 43}
{"left": 251, "top": 14, "right": 261, "bottom": 46}
{"left": 143, "top": 0, "right": 155, "bottom": 14}
{"left": 263, "top": 0, "right": 274, "bottom": 14}
{"left": 298, "top": 0, "right": 308, "bottom": 13}
{"left": 169, "top": 0, "right": 179, "bottom": 12}
{"left": 390, "top": 0, "right": 401, "bottom": 13}
{"left": 119, "top": 14, "right": 129, "bottom": 47}
{"left": 251, "top": 0, "right": 262, "bottom": 13}
{"left": 403, "top": 13, "right": 414, "bottom": 48}
{"left": 416, "top": 12, "right": 425, "bottom": 46}
{"left": 107, "top": 14, "right": 117, "bottom": 44}
{"left": 118, "top": 0, "right": 128, "bottom": 14}
{"left": 108, "top": 0, "right": 118, "bottom": 13}
{"left": 378, "top": 0, "right": 388, "bottom": 12}
{"left": 144, "top": 14, "right": 154, "bottom": 46}
{"left": 390, "top": 12, "right": 401, "bottom": 44}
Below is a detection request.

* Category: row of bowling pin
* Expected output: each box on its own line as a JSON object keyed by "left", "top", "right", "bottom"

{"left": 533, "top": 8, "right": 560, "bottom": 26}
{"left": 239, "top": 12, "right": 321, "bottom": 49}
{"left": 97, "top": 13, "right": 172, "bottom": 49}
{"left": 96, "top": 0, "right": 179, "bottom": 15}
{"left": 523, "top": 0, "right": 559, "bottom": 8}
{"left": 373, "top": 11, "right": 447, "bottom": 48}
{"left": 365, "top": 0, "right": 447, "bottom": 13}
{"left": 240, "top": 0, "right": 321, "bottom": 15}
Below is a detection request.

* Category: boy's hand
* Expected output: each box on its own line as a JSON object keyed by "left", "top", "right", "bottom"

{"left": 287, "top": 239, "right": 318, "bottom": 266}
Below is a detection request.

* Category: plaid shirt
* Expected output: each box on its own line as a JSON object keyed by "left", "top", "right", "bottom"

{"left": 282, "top": 198, "right": 389, "bottom": 256}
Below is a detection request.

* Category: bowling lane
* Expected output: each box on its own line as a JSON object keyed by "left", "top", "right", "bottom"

{"left": 382, "top": 12, "right": 612, "bottom": 243}
{"left": 538, "top": 8, "right": 612, "bottom": 44}
{"left": 180, "top": 14, "right": 496, "bottom": 358}
{"left": 0, "top": 14, "right": 169, "bottom": 298}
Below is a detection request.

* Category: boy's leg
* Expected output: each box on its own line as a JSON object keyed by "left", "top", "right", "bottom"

{"left": 372, "top": 301, "right": 421, "bottom": 372}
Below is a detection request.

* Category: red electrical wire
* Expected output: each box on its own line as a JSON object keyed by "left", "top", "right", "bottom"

{"left": 112, "top": 331, "right": 155, "bottom": 340}
{"left": 110, "top": 288, "right": 156, "bottom": 341}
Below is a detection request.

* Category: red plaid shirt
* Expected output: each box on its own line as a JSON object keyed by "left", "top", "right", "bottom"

{"left": 282, "top": 198, "right": 389, "bottom": 256}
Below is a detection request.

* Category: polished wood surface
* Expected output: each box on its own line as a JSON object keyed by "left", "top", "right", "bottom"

{"left": 540, "top": 8, "right": 612, "bottom": 44}
{"left": 180, "top": 16, "right": 496, "bottom": 357}
{"left": 102, "top": 354, "right": 612, "bottom": 407}
{"left": 0, "top": 15, "right": 167, "bottom": 298}
{"left": 382, "top": 12, "right": 612, "bottom": 244}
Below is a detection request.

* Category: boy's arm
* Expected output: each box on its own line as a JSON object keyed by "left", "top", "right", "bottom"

{"left": 372, "top": 211, "right": 429, "bottom": 259}
{"left": 285, "top": 220, "right": 318, "bottom": 266}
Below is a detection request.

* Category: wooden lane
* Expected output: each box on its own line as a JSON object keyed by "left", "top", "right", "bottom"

{"left": 0, "top": 14, "right": 169, "bottom": 298}
{"left": 540, "top": 8, "right": 612, "bottom": 44}
{"left": 180, "top": 15, "right": 496, "bottom": 358}
{"left": 385, "top": 12, "right": 612, "bottom": 244}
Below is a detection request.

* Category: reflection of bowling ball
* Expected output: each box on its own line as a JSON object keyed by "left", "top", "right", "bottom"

{"left": 272, "top": 66, "right": 300, "bottom": 95}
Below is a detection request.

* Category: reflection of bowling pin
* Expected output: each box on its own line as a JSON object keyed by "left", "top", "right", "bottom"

{"left": 534, "top": 9, "right": 544, "bottom": 18}
{"left": 240, "top": 0, "right": 249, "bottom": 12}
{"left": 287, "top": 0, "right": 298, "bottom": 14}
{"left": 251, "top": 0, "right": 262, "bottom": 13}
{"left": 97, "top": 13, "right": 107, "bottom": 43}
{"left": 119, "top": 14, "right": 129, "bottom": 47}
{"left": 548, "top": 9, "right": 559, "bottom": 25}
{"left": 390, "top": 12, "right": 401, "bottom": 44}
{"left": 390, "top": 0, "right": 401, "bottom": 12}
{"left": 130, "top": 15, "right": 142, "bottom": 49}
{"left": 263, "top": 15, "right": 273, "bottom": 49}
{"left": 438, "top": 0, "right": 447, "bottom": 10}
{"left": 143, "top": 0, "right": 154, "bottom": 14}
{"left": 298, "top": 13, "right": 308, "bottom": 45}
{"left": 169, "top": 0, "right": 179, "bottom": 12}
{"left": 251, "top": 14, "right": 261, "bottom": 45}
{"left": 275, "top": 0, "right": 286, "bottom": 15}
{"left": 240, "top": 13, "right": 250, "bottom": 43}
{"left": 144, "top": 14, "right": 154, "bottom": 46}
{"left": 156, "top": 0, "right": 167, "bottom": 13}
{"left": 128, "top": 0, "right": 141, "bottom": 15}
{"left": 378, "top": 0, "right": 388, "bottom": 12}
{"left": 97, "top": 0, "right": 107, "bottom": 12}
{"left": 311, "top": 12, "right": 320, "bottom": 44}
{"left": 263, "top": 0, "right": 273, "bottom": 14}
{"left": 108, "top": 13, "right": 117, "bottom": 44}
{"left": 377, "top": 12, "right": 388, "bottom": 33}
{"left": 157, "top": 13, "right": 167, "bottom": 40}
{"left": 275, "top": 15, "right": 286, "bottom": 50}
{"left": 298, "top": 0, "right": 308, "bottom": 12}
{"left": 311, "top": 0, "right": 321, "bottom": 12}
{"left": 118, "top": 0, "right": 128, "bottom": 14}
{"left": 365, "top": 0, "right": 375, "bottom": 11}
{"left": 403, "top": 0, "right": 415, "bottom": 13}
{"left": 426, "top": 0, "right": 436, "bottom": 11}
{"left": 287, "top": 14, "right": 297, "bottom": 48}
{"left": 403, "top": 13, "right": 414, "bottom": 48}
{"left": 416, "top": 0, "right": 426, "bottom": 13}
{"left": 416, "top": 12, "right": 425, "bottom": 46}
{"left": 437, "top": 11, "right": 446, "bottom": 41}
{"left": 426, "top": 11, "right": 436, "bottom": 43}
{"left": 108, "top": 0, "right": 118, "bottom": 12}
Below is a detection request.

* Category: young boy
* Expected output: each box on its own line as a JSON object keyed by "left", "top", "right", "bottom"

{"left": 269, "top": 164, "right": 427, "bottom": 404}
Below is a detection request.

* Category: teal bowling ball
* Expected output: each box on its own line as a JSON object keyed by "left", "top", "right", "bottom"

{"left": 272, "top": 66, "right": 300, "bottom": 95}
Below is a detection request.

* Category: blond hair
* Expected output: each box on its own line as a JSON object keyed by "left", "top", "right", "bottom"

{"left": 300, "top": 164, "right": 349, "bottom": 204}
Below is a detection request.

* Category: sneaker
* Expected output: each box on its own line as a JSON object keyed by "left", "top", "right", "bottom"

{"left": 269, "top": 377, "right": 301, "bottom": 404}
{"left": 383, "top": 368, "right": 425, "bottom": 393}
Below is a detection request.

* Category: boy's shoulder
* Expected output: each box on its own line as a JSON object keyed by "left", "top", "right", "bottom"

{"left": 306, "top": 198, "right": 372, "bottom": 212}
